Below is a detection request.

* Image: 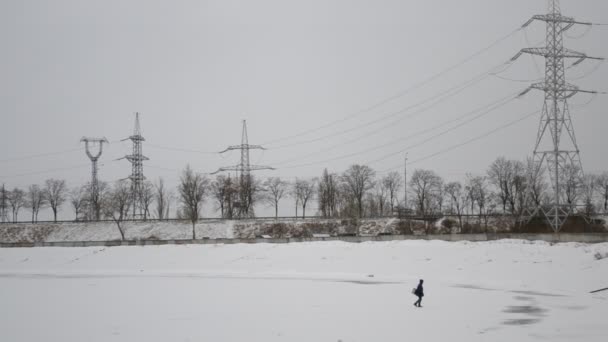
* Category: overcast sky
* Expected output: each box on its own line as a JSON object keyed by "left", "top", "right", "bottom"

{"left": 1, "top": 0, "right": 607, "bottom": 219}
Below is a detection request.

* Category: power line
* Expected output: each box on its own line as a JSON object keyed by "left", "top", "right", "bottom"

{"left": 0, "top": 147, "right": 82, "bottom": 163}
{"left": 145, "top": 163, "right": 211, "bottom": 176}
{"left": 260, "top": 27, "right": 523, "bottom": 146}
{"left": 278, "top": 92, "right": 518, "bottom": 170}
{"left": 378, "top": 109, "right": 541, "bottom": 173}
{"left": 273, "top": 90, "right": 519, "bottom": 166}
{"left": 0, "top": 161, "right": 118, "bottom": 179}
{"left": 270, "top": 62, "right": 510, "bottom": 151}
{"left": 146, "top": 143, "right": 218, "bottom": 155}
{"left": 363, "top": 96, "right": 519, "bottom": 166}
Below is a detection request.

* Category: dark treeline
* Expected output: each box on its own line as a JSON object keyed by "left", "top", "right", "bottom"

{"left": 2, "top": 157, "right": 608, "bottom": 235}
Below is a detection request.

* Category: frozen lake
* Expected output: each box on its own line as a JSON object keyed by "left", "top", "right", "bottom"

{"left": 0, "top": 240, "right": 607, "bottom": 341}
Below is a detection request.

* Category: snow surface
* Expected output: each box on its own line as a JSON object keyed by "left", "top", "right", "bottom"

{"left": 1, "top": 240, "right": 607, "bottom": 341}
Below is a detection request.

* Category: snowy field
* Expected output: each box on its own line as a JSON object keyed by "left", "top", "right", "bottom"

{"left": 1, "top": 240, "right": 607, "bottom": 341}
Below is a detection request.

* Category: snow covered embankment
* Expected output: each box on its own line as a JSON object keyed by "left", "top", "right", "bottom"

{"left": 0, "top": 220, "right": 235, "bottom": 243}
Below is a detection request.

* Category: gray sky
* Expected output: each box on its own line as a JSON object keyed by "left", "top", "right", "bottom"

{"left": 1, "top": 0, "right": 607, "bottom": 219}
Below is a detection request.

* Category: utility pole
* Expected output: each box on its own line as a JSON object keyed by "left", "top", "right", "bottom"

{"left": 81, "top": 137, "right": 109, "bottom": 220}
{"left": 119, "top": 112, "right": 149, "bottom": 219}
{"left": 512, "top": 0, "right": 603, "bottom": 232}
{"left": 213, "top": 120, "right": 274, "bottom": 217}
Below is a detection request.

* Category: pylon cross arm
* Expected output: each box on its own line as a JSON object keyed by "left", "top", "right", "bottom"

{"left": 219, "top": 144, "right": 266, "bottom": 154}
{"left": 523, "top": 14, "right": 590, "bottom": 28}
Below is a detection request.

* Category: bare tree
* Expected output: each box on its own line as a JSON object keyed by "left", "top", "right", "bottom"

{"left": 154, "top": 178, "right": 173, "bottom": 220}
{"left": 434, "top": 178, "right": 445, "bottom": 214}
{"left": 210, "top": 175, "right": 227, "bottom": 218}
{"left": 488, "top": 157, "right": 513, "bottom": 213}
{"left": 70, "top": 186, "right": 87, "bottom": 221}
{"left": 264, "top": 177, "right": 288, "bottom": 218}
{"left": 318, "top": 169, "right": 339, "bottom": 218}
{"left": 294, "top": 178, "right": 316, "bottom": 218}
{"left": 210, "top": 175, "right": 239, "bottom": 219}
{"left": 373, "top": 182, "right": 388, "bottom": 216}
{"left": 445, "top": 181, "right": 467, "bottom": 230}
{"left": 27, "top": 184, "right": 46, "bottom": 223}
{"left": 235, "top": 174, "right": 261, "bottom": 218}
{"left": 466, "top": 175, "right": 492, "bottom": 230}
{"left": 84, "top": 181, "right": 108, "bottom": 221}
{"left": 8, "top": 188, "right": 25, "bottom": 223}
{"left": 342, "top": 165, "right": 376, "bottom": 219}
{"left": 103, "top": 180, "right": 131, "bottom": 241}
{"left": 409, "top": 169, "right": 442, "bottom": 217}
{"left": 178, "top": 165, "right": 209, "bottom": 239}
{"left": 581, "top": 174, "right": 599, "bottom": 217}
{"left": 365, "top": 192, "right": 379, "bottom": 217}
{"left": 43, "top": 179, "right": 67, "bottom": 222}
{"left": 525, "top": 157, "right": 548, "bottom": 208}
{"left": 139, "top": 181, "right": 154, "bottom": 220}
{"left": 598, "top": 172, "right": 608, "bottom": 213}
{"left": 382, "top": 172, "right": 402, "bottom": 214}
{"left": 510, "top": 164, "right": 528, "bottom": 216}
{"left": 561, "top": 163, "right": 582, "bottom": 209}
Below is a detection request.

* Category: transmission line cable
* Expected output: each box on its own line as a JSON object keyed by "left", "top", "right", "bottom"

{"left": 273, "top": 90, "right": 519, "bottom": 166}
{"left": 260, "top": 27, "right": 523, "bottom": 146}
{"left": 279, "top": 92, "right": 518, "bottom": 170}
{"left": 271, "top": 61, "right": 512, "bottom": 150}
{"left": 362, "top": 96, "right": 519, "bottom": 166}
{"left": 146, "top": 143, "right": 218, "bottom": 155}
{"left": 0, "top": 160, "right": 118, "bottom": 179}
{"left": 378, "top": 109, "right": 541, "bottom": 173}
{"left": 0, "top": 147, "right": 82, "bottom": 164}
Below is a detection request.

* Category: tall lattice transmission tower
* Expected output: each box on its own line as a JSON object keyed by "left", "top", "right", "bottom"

{"left": 81, "top": 137, "right": 109, "bottom": 220}
{"left": 213, "top": 120, "right": 274, "bottom": 217}
{"left": 512, "top": 0, "right": 604, "bottom": 232}
{"left": 119, "top": 112, "right": 149, "bottom": 218}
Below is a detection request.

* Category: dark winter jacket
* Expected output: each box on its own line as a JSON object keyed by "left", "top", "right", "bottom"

{"left": 415, "top": 284, "right": 424, "bottom": 297}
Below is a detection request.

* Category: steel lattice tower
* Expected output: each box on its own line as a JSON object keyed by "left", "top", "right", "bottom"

{"left": 512, "top": 0, "right": 603, "bottom": 232}
{"left": 120, "top": 112, "right": 149, "bottom": 218}
{"left": 81, "top": 137, "right": 109, "bottom": 219}
{"left": 213, "top": 120, "right": 274, "bottom": 217}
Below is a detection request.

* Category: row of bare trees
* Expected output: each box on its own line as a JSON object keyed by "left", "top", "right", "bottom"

{"left": 0, "top": 177, "right": 174, "bottom": 224}
{"left": 0, "top": 179, "right": 68, "bottom": 223}
{"left": 207, "top": 165, "right": 402, "bottom": 220}
{"left": 3, "top": 157, "right": 608, "bottom": 227}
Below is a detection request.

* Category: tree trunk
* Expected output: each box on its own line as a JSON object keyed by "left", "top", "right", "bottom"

{"left": 117, "top": 222, "right": 125, "bottom": 241}
{"left": 302, "top": 204, "right": 306, "bottom": 219}
{"left": 457, "top": 213, "right": 463, "bottom": 232}
{"left": 192, "top": 221, "right": 196, "bottom": 240}
{"left": 275, "top": 203, "right": 278, "bottom": 219}
{"left": 53, "top": 208, "right": 58, "bottom": 222}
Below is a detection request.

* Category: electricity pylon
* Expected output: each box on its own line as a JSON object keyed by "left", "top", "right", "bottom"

{"left": 213, "top": 120, "right": 274, "bottom": 217}
{"left": 512, "top": 0, "right": 603, "bottom": 232}
{"left": 119, "top": 112, "right": 149, "bottom": 218}
{"left": 81, "top": 136, "right": 108, "bottom": 220}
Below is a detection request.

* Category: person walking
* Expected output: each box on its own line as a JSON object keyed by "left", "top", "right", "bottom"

{"left": 413, "top": 279, "right": 424, "bottom": 307}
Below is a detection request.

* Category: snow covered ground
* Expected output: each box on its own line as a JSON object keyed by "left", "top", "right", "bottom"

{"left": 0, "top": 240, "right": 607, "bottom": 341}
